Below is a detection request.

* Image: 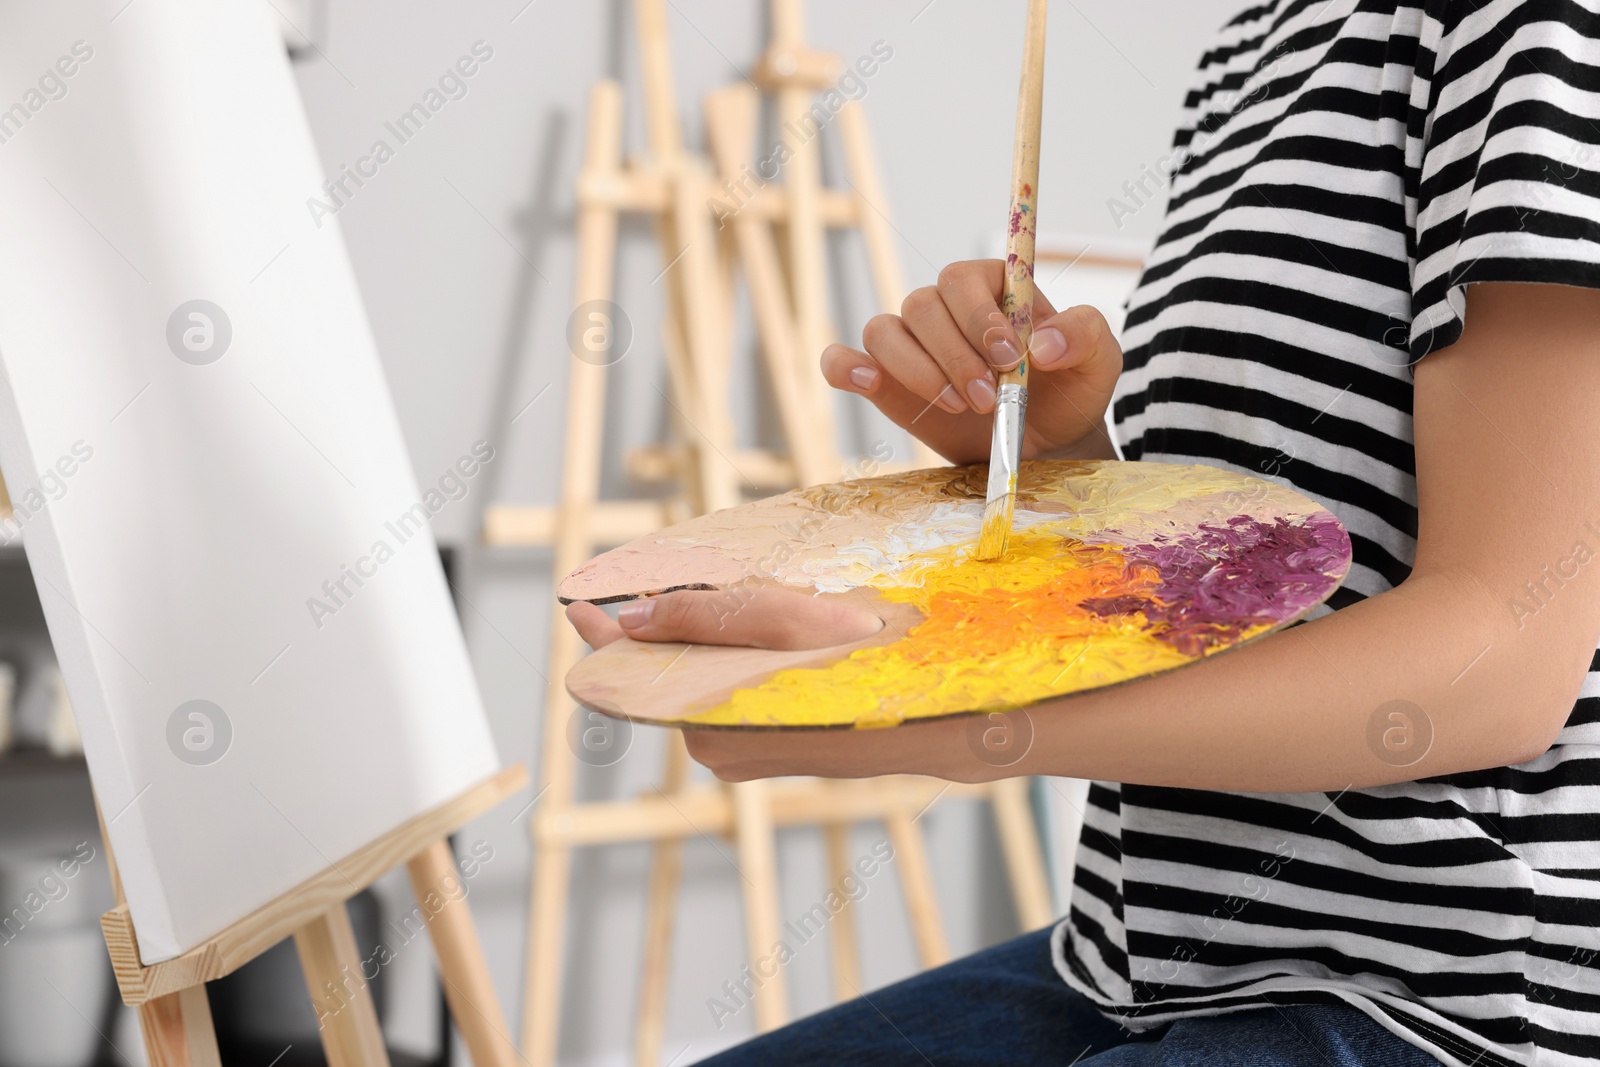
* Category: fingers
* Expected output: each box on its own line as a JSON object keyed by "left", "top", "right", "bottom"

{"left": 934, "top": 259, "right": 1059, "bottom": 373}
{"left": 901, "top": 285, "right": 999, "bottom": 415}
{"left": 682, "top": 713, "right": 994, "bottom": 783}
{"left": 1029, "top": 304, "right": 1123, "bottom": 386}
{"left": 821, "top": 342, "right": 987, "bottom": 460}
{"left": 566, "top": 601, "right": 625, "bottom": 649}
{"left": 616, "top": 587, "right": 882, "bottom": 650}
{"left": 683, "top": 726, "right": 902, "bottom": 781}
{"left": 860, "top": 315, "right": 967, "bottom": 414}
{"left": 822, "top": 339, "right": 948, "bottom": 420}
{"left": 820, "top": 259, "right": 1115, "bottom": 463}
{"left": 1020, "top": 304, "right": 1124, "bottom": 457}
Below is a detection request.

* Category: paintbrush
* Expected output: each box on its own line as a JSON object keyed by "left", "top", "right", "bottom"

{"left": 976, "top": 0, "right": 1048, "bottom": 561}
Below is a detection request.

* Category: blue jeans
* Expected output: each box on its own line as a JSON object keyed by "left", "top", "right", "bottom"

{"left": 693, "top": 929, "right": 1442, "bottom": 1066}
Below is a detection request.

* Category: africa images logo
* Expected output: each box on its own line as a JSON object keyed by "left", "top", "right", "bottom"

{"left": 167, "top": 300, "right": 232, "bottom": 365}
{"left": 166, "top": 700, "right": 232, "bottom": 766}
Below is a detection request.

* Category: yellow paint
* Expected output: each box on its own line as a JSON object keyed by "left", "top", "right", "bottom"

{"left": 686, "top": 531, "right": 1269, "bottom": 728}
{"left": 974, "top": 471, "right": 1017, "bottom": 560}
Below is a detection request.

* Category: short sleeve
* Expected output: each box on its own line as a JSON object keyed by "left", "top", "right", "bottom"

{"left": 1410, "top": 0, "right": 1600, "bottom": 360}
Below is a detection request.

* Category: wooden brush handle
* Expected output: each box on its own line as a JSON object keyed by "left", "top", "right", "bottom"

{"left": 1000, "top": 0, "right": 1048, "bottom": 389}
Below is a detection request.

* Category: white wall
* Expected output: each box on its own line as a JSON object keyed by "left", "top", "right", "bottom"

{"left": 287, "top": 2, "right": 1243, "bottom": 1064}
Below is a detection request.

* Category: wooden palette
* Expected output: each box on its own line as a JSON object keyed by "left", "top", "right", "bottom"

{"left": 562, "top": 460, "right": 1353, "bottom": 730}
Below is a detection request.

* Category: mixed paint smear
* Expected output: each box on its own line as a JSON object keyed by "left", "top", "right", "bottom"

{"left": 563, "top": 461, "right": 1353, "bottom": 729}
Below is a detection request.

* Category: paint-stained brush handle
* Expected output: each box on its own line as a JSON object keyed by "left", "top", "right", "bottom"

{"left": 1002, "top": 0, "right": 1046, "bottom": 368}
{"left": 977, "top": 0, "right": 1047, "bottom": 560}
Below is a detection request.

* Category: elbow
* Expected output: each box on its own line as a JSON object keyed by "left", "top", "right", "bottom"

{"left": 1468, "top": 692, "right": 1571, "bottom": 771}
{"left": 1504, "top": 703, "right": 1568, "bottom": 767}
{"left": 1499, "top": 733, "right": 1558, "bottom": 770}
{"left": 1500, "top": 645, "right": 1591, "bottom": 765}
{"left": 1424, "top": 673, "right": 1575, "bottom": 775}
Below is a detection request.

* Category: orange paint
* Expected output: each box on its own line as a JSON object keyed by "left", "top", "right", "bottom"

{"left": 688, "top": 532, "right": 1236, "bottom": 728}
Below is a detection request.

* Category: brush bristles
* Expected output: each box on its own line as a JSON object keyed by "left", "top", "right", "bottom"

{"left": 976, "top": 495, "right": 1014, "bottom": 560}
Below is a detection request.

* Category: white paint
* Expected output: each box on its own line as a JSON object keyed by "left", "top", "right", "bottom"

{"left": 0, "top": 0, "right": 499, "bottom": 963}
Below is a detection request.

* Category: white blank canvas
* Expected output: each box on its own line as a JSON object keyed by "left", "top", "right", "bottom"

{"left": 0, "top": 0, "right": 501, "bottom": 962}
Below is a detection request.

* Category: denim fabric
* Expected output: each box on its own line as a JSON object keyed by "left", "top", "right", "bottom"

{"left": 693, "top": 929, "right": 1444, "bottom": 1066}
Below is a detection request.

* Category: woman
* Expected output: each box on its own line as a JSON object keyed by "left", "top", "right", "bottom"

{"left": 569, "top": 2, "right": 1600, "bottom": 1063}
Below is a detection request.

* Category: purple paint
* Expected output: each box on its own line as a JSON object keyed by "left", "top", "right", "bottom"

{"left": 1083, "top": 513, "right": 1351, "bottom": 657}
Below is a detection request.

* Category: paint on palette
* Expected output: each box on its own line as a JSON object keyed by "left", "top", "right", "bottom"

{"left": 561, "top": 461, "right": 1353, "bottom": 729}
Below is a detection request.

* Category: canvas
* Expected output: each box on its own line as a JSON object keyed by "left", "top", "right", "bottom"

{"left": 0, "top": 1, "right": 501, "bottom": 963}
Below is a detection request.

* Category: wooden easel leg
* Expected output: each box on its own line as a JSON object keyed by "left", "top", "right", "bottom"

{"left": 836, "top": 102, "right": 905, "bottom": 319}
{"left": 821, "top": 821, "right": 861, "bottom": 999}
{"left": 521, "top": 78, "right": 624, "bottom": 1067}
{"left": 989, "top": 778, "right": 1055, "bottom": 929}
{"left": 731, "top": 780, "right": 788, "bottom": 1030}
{"left": 771, "top": 0, "right": 835, "bottom": 436}
{"left": 704, "top": 84, "right": 839, "bottom": 486}
{"left": 137, "top": 988, "right": 222, "bottom": 1067}
{"left": 669, "top": 161, "right": 742, "bottom": 514}
{"left": 295, "top": 905, "right": 391, "bottom": 1067}
{"left": 632, "top": 4, "right": 739, "bottom": 512}
{"left": 633, "top": 0, "right": 683, "bottom": 160}
{"left": 407, "top": 841, "right": 521, "bottom": 1067}
{"left": 884, "top": 811, "right": 950, "bottom": 967}
{"left": 522, "top": 838, "right": 572, "bottom": 1067}
{"left": 834, "top": 99, "right": 944, "bottom": 470}
{"left": 715, "top": 221, "right": 739, "bottom": 387}
{"left": 633, "top": 735, "right": 690, "bottom": 1067}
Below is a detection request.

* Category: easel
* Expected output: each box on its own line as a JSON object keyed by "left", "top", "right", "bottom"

{"left": 97, "top": 766, "right": 528, "bottom": 1067}
{"left": 703, "top": 17, "right": 1055, "bottom": 977}
{"left": 483, "top": 4, "right": 1053, "bottom": 1065}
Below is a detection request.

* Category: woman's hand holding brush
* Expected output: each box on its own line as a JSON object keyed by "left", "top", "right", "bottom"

{"left": 821, "top": 258, "right": 1124, "bottom": 465}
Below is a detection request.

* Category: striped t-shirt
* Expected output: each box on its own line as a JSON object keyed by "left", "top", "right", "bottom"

{"left": 1053, "top": 2, "right": 1600, "bottom": 1065}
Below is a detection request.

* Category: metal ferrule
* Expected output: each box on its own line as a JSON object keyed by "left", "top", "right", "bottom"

{"left": 976, "top": 383, "right": 1030, "bottom": 558}
{"left": 984, "top": 383, "right": 1028, "bottom": 501}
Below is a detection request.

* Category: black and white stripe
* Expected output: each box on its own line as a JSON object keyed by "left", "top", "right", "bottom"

{"left": 1054, "top": 2, "right": 1600, "bottom": 1064}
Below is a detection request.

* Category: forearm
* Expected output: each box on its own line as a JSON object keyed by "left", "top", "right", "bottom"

{"left": 982, "top": 566, "right": 1582, "bottom": 791}
{"left": 685, "top": 565, "right": 1585, "bottom": 788}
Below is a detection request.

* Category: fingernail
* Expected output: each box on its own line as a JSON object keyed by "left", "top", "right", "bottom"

{"left": 967, "top": 376, "right": 996, "bottom": 413}
{"left": 935, "top": 387, "right": 967, "bottom": 414}
{"left": 618, "top": 600, "right": 655, "bottom": 628}
{"left": 1030, "top": 327, "right": 1067, "bottom": 367}
{"left": 849, "top": 365, "right": 879, "bottom": 391}
{"left": 988, "top": 338, "right": 1020, "bottom": 369}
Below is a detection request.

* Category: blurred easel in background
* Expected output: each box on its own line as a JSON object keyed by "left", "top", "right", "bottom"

{"left": 483, "top": 4, "right": 1052, "bottom": 1064}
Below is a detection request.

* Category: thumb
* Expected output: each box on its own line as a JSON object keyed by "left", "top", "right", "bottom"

{"left": 616, "top": 587, "right": 882, "bottom": 650}
{"left": 566, "top": 601, "right": 626, "bottom": 648}
{"left": 1026, "top": 304, "right": 1123, "bottom": 386}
